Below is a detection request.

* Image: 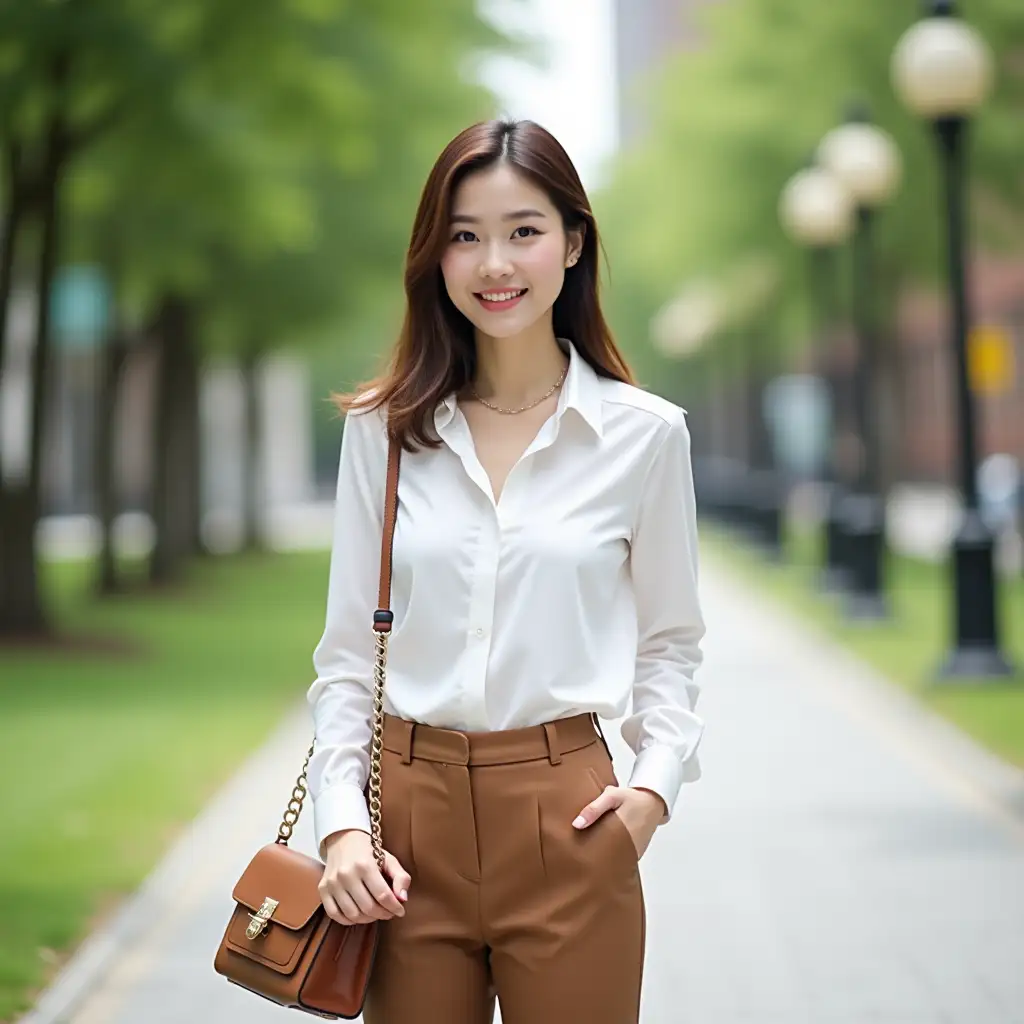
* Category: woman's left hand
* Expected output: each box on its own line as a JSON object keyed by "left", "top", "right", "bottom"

{"left": 572, "top": 785, "right": 666, "bottom": 860}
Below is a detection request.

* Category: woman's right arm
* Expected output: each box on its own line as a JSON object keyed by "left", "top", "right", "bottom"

{"left": 307, "top": 406, "right": 411, "bottom": 927}
{"left": 306, "top": 407, "right": 386, "bottom": 863}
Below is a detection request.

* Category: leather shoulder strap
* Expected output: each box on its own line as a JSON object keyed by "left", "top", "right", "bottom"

{"left": 282, "top": 431, "right": 400, "bottom": 852}
{"left": 373, "top": 434, "right": 401, "bottom": 632}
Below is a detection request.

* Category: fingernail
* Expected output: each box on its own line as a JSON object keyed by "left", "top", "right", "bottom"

{"left": 400, "top": 889, "right": 408, "bottom": 900}
{"left": 572, "top": 816, "right": 586, "bottom": 828}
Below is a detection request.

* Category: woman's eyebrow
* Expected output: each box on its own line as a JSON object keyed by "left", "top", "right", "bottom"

{"left": 449, "top": 208, "right": 548, "bottom": 225}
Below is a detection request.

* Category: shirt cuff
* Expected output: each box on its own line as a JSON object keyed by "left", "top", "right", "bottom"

{"left": 312, "top": 781, "right": 372, "bottom": 861}
{"left": 628, "top": 743, "right": 701, "bottom": 825}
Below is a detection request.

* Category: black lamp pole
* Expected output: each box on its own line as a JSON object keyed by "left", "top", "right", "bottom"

{"left": 745, "top": 331, "right": 784, "bottom": 560}
{"left": 838, "top": 109, "right": 888, "bottom": 621}
{"left": 809, "top": 243, "right": 851, "bottom": 592}
{"left": 927, "top": 7, "right": 1013, "bottom": 677}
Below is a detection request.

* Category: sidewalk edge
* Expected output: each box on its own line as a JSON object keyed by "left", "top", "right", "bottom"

{"left": 704, "top": 545, "right": 1024, "bottom": 834}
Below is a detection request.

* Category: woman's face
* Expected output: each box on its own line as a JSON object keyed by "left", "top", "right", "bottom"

{"left": 440, "top": 162, "right": 581, "bottom": 342}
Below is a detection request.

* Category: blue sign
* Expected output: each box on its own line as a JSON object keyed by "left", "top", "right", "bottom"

{"left": 51, "top": 265, "right": 111, "bottom": 350}
{"left": 763, "top": 374, "right": 832, "bottom": 478}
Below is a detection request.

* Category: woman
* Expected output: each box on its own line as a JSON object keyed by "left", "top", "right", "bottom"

{"left": 306, "top": 118, "right": 706, "bottom": 1024}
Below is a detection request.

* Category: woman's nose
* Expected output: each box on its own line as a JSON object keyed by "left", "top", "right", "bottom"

{"left": 479, "top": 243, "right": 514, "bottom": 277}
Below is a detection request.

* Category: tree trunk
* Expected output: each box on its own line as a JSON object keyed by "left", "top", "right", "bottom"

{"left": 0, "top": 143, "right": 62, "bottom": 637}
{"left": 183, "top": 331, "right": 207, "bottom": 558}
{"left": 240, "top": 344, "right": 264, "bottom": 552}
{"left": 148, "top": 297, "right": 200, "bottom": 584}
{"left": 93, "top": 328, "right": 131, "bottom": 596}
{"left": 0, "top": 53, "right": 126, "bottom": 633}
{"left": 0, "top": 171, "right": 61, "bottom": 634}
{"left": 0, "top": 145, "right": 28, "bottom": 631}
{"left": 0, "top": 142, "right": 25, "bottom": 388}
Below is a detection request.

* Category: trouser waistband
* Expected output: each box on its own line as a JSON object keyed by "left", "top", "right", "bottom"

{"left": 381, "top": 712, "right": 604, "bottom": 767}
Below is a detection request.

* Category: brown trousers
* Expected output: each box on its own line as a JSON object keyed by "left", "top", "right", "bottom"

{"left": 362, "top": 712, "right": 646, "bottom": 1024}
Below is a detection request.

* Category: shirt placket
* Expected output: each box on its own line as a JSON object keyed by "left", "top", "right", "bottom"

{"left": 437, "top": 403, "right": 566, "bottom": 730}
{"left": 461, "top": 508, "right": 499, "bottom": 729}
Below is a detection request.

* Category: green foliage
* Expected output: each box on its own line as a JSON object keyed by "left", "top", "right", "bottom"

{"left": 4, "top": 0, "right": 526, "bottom": 366}
{"left": 596, "top": 0, "right": 1024, "bottom": 385}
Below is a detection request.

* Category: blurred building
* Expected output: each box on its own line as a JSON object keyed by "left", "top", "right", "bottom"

{"left": 613, "top": 0, "right": 722, "bottom": 147}
{"left": 0, "top": 278, "right": 316, "bottom": 547}
{"left": 897, "top": 255, "right": 1024, "bottom": 485}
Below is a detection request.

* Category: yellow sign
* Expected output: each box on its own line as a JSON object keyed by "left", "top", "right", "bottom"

{"left": 968, "top": 325, "right": 1016, "bottom": 395}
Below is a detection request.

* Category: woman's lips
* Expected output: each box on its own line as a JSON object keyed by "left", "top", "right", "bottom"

{"left": 475, "top": 289, "right": 527, "bottom": 312}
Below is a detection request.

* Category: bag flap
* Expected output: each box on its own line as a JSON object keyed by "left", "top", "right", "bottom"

{"left": 231, "top": 842, "right": 324, "bottom": 931}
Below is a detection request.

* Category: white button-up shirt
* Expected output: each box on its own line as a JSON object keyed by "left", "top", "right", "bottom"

{"left": 307, "top": 339, "right": 706, "bottom": 858}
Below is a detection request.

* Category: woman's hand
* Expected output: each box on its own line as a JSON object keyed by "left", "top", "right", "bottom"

{"left": 319, "top": 829, "right": 411, "bottom": 926}
{"left": 572, "top": 785, "right": 666, "bottom": 859}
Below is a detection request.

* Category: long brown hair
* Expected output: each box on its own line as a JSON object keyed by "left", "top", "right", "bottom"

{"left": 333, "top": 118, "right": 635, "bottom": 450}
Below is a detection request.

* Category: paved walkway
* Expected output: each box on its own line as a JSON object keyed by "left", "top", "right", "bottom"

{"left": 22, "top": 554, "right": 1024, "bottom": 1024}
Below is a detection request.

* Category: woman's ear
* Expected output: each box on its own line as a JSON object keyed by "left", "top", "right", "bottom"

{"left": 565, "top": 225, "right": 585, "bottom": 267}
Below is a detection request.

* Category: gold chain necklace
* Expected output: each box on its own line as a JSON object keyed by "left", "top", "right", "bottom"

{"left": 470, "top": 363, "right": 568, "bottom": 415}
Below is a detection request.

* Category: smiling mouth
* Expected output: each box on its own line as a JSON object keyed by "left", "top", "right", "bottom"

{"left": 475, "top": 288, "right": 528, "bottom": 309}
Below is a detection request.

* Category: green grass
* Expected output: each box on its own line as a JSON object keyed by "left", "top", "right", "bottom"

{"left": 0, "top": 551, "right": 333, "bottom": 1023}
{"left": 700, "top": 520, "right": 1024, "bottom": 768}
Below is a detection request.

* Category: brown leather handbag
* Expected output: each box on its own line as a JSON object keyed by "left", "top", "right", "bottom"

{"left": 214, "top": 434, "right": 402, "bottom": 1019}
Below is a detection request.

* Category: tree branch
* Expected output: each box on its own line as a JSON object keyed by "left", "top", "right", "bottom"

{"left": 67, "top": 97, "right": 130, "bottom": 154}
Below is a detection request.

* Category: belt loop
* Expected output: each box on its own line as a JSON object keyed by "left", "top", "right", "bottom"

{"left": 543, "top": 722, "right": 561, "bottom": 765}
{"left": 592, "top": 712, "right": 613, "bottom": 762}
{"left": 399, "top": 720, "right": 415, "bottom": 764}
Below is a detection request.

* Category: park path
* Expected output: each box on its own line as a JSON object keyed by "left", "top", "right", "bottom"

{"left": 22, "top": 553, "right": 1024, "bottom": 1024}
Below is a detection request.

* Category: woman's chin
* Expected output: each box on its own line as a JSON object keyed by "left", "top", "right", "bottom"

{"left": 465, "top": 310, "right": 549, "bottom": 340}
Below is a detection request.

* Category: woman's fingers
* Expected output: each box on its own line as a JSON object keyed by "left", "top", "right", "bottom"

{"left": 366, "top": 868, "right": 406, "bottom": 917}
{"left": 347, "top": 876, "right": 400, "bottom": 920}
{"left": 320, "top": 874, "right": 395, "bottom": 924}
{"left": 572, "top": 784, "right": 621, "bottom": 829}
{"left": 320, "top": 889, "right": 348, "bottom": 925}
{"left": 318, "top": 839, "right": 411, "bottom": 926}
{"left": 384, "top": 850, "right": 412, "bottom": 902}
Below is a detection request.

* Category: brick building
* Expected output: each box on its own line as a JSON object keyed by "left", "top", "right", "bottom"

{"left": 897, "top": 256, "right": 1024, "bottom": 484}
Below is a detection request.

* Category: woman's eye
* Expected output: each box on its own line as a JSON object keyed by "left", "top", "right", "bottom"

{"left": 451, "top": 226, "right": 538, "bottom": 243}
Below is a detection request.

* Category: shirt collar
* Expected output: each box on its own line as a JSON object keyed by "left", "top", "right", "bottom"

{"left": 433, "top": 337, "right": 604, "bottom": 438}
{"left": 555, "top": 337, "right": 604, "bottom": 437}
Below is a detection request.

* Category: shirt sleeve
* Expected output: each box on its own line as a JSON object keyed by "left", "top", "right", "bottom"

{"left": 621, "top": 407, "right": 706, "bottom": 824}
{"left": 305, "top": 406, "right": 387, "bottom": 861}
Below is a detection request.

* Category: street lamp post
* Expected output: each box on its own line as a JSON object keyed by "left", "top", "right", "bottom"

{"left": 780, "top": 164, "right": 855, "bottom": 591}
{"left": 744, "top": 329, "right": 784, "bottom": 560}
{"left": 892, "top": 0, "right": 1015, "bottom": 678}
{"left": 721, "top": 257, "right": 784, "bottom": 558}
{"left": 818, "top": 108, "right": 902, "bottom": 620}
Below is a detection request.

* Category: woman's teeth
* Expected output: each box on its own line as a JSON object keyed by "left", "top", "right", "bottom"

{"left": 479, "top": 289, "right": 525, "bottom": 301}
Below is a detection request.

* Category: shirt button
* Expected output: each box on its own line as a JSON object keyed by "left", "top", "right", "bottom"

{"left": 475, "top": 627, "right": 486, "bottom": 638}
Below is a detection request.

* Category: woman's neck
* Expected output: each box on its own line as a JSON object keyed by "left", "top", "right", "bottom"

{"left": 470, "top": 326, "right": 568, "bottom": 409}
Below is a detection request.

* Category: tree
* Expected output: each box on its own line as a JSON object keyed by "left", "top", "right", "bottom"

{"left": 0, "top": 0, "right": 174, "bottom": 635}
{"left": 63, "top": 0, "right": 517, "bottom": 582}
{"left": 1, "top": 0, "right": 522, "bottom": 628}
{"left": 596, "top": 0, "right": 1024, "bottom": 393}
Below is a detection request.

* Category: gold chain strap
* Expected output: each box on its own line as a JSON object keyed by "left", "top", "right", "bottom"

{"left": 276, "top": 743, "right": 314, "bottom": 845}
{"left": 367, "top": 629, "right": 388, "bottom": 872}
{"left": 276, "top": 626, "right": 389, "bottom": 874}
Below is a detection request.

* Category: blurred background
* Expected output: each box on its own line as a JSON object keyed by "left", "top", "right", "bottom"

{"left": 2, "top": 1, "right": 1022, "bottom": 1022}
